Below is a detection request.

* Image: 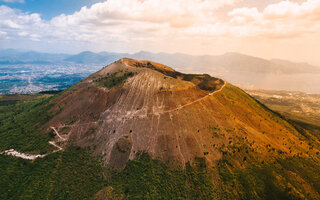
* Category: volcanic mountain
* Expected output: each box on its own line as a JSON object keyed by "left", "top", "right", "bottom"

{"left": 42, "top": 58, "right": 319, "bottom": 170}
{"left": 2, "top": 58, "right": 320, "bottom": 199}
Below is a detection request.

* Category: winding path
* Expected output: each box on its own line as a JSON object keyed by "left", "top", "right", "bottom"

{"left": 162, "top": 81, "right": 226, "bottom": 114}
{"left": 50, "top": 126, "right": 67, "bottom": 141}
{"left": 1, "top": 127, "right": 66, "bottom": 160}
{"left": 56, "top": 81, "right": 227, "bottom": 128}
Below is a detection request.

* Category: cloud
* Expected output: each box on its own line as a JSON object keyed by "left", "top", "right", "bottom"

{"left": 51, "top": 0, "right": 239, "bottom": 28}
{"left": 0, "top": 0, "right": 24, "bottom": 3}
{"left": 228, "top": 0, "right": 320, "bottom": 38}
{"left": 0, "top": 5, "right": 46, "bottom": 40}
{"left": 1, "top": 0, "right": 320, "bottom": 64}
{"left": 0, "top": 30, "right": 7, "bottom": 37}
{"left": 46, "top": 0, "right": 241, "bottom": 43}
{"left": 45, "top": 0, "right": 320, "bottom": 42}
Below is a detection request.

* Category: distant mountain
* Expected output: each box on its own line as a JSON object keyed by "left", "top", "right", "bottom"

{"left": 270, "top": 59, "right": 320, "bottom": 74}
{"left": 1, "top": 49, "right": 320, "bottom": 74}
{"left": 64, "top": 51, "right": 124, "bottom": 64}
{"left": 0, "top": 49, "right": 70, "bottom": 64}
{"left": 130, "top": 51, "right": 320, "bottom": 74}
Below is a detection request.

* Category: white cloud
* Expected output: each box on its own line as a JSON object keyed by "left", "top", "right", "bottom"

{"left": 1, "top": 0, "right": 320, "bottom": 65}
{"left": 51, "top": 0, "right": 239, "bottom": 28}
{"left": 0, "top": 5, "right": 47, "bottom": 41}
{"left": 228, "top": 0, "right": 320, "bottom": 38}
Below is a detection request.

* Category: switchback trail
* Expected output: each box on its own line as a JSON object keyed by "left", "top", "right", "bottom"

{"left": 1, "top": 127, "right": 66, "bottom": 160}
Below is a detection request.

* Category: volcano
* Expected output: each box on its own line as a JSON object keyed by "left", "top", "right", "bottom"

{"left": 2, "top": 58, "right": 320, "bottom": 199}
{"left": 41, "top": 58, "right": 319, "bottom": 170}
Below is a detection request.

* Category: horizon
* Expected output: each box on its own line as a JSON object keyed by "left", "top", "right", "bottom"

{"left": 1, "top": 48, "right": 318, "bottom": 66}
{"left": 1, "top": 0, "right": 320, "bottom": 66}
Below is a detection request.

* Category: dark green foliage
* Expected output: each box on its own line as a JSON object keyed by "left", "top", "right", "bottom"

{"left": 185, "top": 159, "right": 215, "bottom": 200}
{"left": 0, "top": 147, "right": 104, "bottom": 200}
{"left": 218, "top": 156, "right": 320, "bottom": 200}
{"left": 292, "top": 120, "right": 320, "bottom": 140}
{"left": 0, "top": 95, "right": 59, "bottom": 154}
{"left": 108, "top": 152, "right": 215, "bottom": 200}
{"left": 0, "top": 147, "right": 217, "bottom": 200}
{"left": 235, "top": 165, "right": 290, "bottom": 200}
{"left": 108, "top": 152, "right": 187, "bottom": 199}
{"left": 96, "top": 72, "right": 135, "bottom": 89}
{"left": 277, "top": 157, "right": 320, "bottom": 194}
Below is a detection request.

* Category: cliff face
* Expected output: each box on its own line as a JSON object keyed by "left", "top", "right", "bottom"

{"left": 44, "top": 58, "right": 319, "bottom": 169}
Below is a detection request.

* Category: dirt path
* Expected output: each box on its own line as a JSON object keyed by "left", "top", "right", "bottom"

{"left": 162, "top": 81, "right": 226, "bottom": 113}
{"left": 56, "top": 81, "right": 227, "bottom": 128}
{"left": 1, "top": 127, "right": 66, "bottom": 160}
{"left": 50, "top": 126, "right": 67, "bottom": 141}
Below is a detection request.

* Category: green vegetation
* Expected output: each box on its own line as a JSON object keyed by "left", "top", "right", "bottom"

{"left": 293, "top": 120, "right": 320, "bottom": 140}
{"left": 96, "top": 72, "right": 135, "bottom": 89}
{"left": 0, "top": 149, "right": 217, "bottom": 200}
{"left": 218, "top": 156, "right": 320, "bottom": 200}
{"left": 0, "top": 94, "right": 60, "bottom": 154}
{"left": 0, "top": 146, "right": 104, "bottom": 200}
{"left": 1, "top": 144, "right": 320, "bottom": 200}
{"left": 107, "top": 152, "right": 215, "bottom": 200}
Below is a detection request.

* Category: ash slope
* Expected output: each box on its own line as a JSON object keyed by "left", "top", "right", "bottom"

{"left": 45, "top": 58, "right": 319, "bottom": 170}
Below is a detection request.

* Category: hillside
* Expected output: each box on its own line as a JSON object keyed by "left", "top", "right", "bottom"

{"left": 245, "top": 88, "right": 320, "bottom": 140}
{"left": 1, "top": 58, "right": 320, "bottom": 199}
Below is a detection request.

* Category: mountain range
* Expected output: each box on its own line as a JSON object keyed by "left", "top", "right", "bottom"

{"left": 1, "top": 49, "right": 320, "bottom": 75}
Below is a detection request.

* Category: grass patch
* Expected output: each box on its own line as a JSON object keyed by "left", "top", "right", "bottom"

{"left": 0, "top": 94, "right": 60, "bottom": 154}
{"left": 218, "top": 156, "right": 320, "bottom": 200}
{"left": 0, "top": 146, "right": 104, "bottom": 200}
{"left": 95, "top": 72, "right": 135, "bottom": 89}
{"left": 106, "top": 152, "right": 215, "bottom": 200}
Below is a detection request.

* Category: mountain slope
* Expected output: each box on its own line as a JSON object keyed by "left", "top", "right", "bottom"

{"left": 41, "top": 58, "right": 319, "bottom": 168}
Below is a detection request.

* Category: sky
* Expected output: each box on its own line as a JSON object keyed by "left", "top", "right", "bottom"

{"left": 1, "top": 0, "right": 320, "bottom": 65}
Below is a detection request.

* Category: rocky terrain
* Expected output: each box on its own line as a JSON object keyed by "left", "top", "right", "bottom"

{"left": 39, "top": 58, "right": 319, "bottom": 169}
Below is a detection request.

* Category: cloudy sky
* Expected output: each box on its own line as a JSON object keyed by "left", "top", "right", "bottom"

{"left": 1, "top": 0, "right": 320, "bottom": 65}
